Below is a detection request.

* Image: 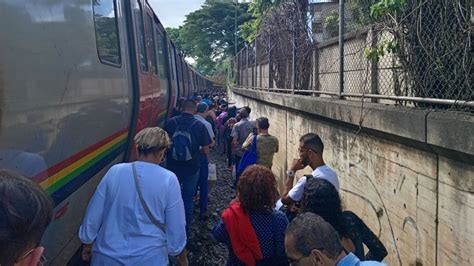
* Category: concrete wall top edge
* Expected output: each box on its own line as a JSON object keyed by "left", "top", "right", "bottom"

{"left": 233, "top": 88, "right": 473, "bottom": 158}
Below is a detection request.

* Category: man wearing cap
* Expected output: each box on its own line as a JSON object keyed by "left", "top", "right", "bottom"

{"left": 194, "top": 102, "right": 215, "bottom": 219}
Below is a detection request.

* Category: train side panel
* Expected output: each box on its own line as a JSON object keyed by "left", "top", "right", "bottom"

{"left": 0, "top": 0, "right": 133, "bottom": 263}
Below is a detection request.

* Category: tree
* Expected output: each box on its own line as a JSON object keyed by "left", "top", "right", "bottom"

{"left": 165, "top": 26, "right": 188, "bottom": 57}
{"left": 239, "top": 0, "right": 283, "bottom": 42}
{"left": 167, "top": 0, "right": 251, "bottom": 75}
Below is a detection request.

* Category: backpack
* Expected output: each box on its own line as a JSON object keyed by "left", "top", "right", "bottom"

{"left": 236, "top": 132, "right": 258, "bottom": 176}
{"left": 171, "top": 119, "right": 198, "bottom": 162}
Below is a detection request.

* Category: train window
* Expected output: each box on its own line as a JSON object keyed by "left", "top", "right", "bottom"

{"left": 135, "top": 1, "right": 148, "bottom": 72}
{"left": 147, "top": 15, "right": 158, "bottom": 75}
{"left": 93, "top": 0, "right": 121, "bottom": 66}
{"left": 156, "top": 30, "right": 169, "bottom": 93}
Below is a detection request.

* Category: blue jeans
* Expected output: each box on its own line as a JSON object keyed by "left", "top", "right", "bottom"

{"left": 178, "top": 170, "right": 200, "bottom": 233}
{"left": 197, "top": 155, "right": 209, "bottom": 214}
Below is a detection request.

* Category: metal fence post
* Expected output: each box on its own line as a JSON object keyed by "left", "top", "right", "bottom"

{"left": 246, "top": 45, "right": 249, "bottom": 88}
{"left": 338, "top": 0, "right": 345, "bottom": 99}
{"left": 255, "top": 39, "right": 259, "bottom": 89}
{"left": 268, "top": 34, "right": 273, "bottom": 91}
{"left": 369, "top": 27, "right": 378, "bottom": 103}
{"left": 292, "top": 24, "right": 297, "bottom": 94}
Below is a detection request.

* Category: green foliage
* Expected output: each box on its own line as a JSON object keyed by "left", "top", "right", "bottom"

{"left": 364, "top": 38, "right": 398, "bottom": 62}
{"left": 324, "top": 11, "right": 339, "bottom": 38}
{"left": 347, "top": 0, "right": 376, "bottom": 27}
{"left": 167, "top": 0, "right": 251, "bottom": 75}
{"left": 165, "top": 27, "right": 185, "bottom": 55}
{"left": 239, "top": 0, "right": 282, "bottom": 42}
{"left": 370, "top": 0, "right": 406, "bottom": 19}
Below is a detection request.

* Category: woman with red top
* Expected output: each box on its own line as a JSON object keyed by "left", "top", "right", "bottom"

{"left": 213, "top": 165, "right": 289, "bottom": 266}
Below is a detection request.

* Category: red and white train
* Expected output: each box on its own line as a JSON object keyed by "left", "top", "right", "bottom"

{"left": 0, "top": 0, "right": 212, "bottom": 263}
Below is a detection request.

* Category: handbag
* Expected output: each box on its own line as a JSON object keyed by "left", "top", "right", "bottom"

{"left": 236, "top": 133, "right": 257, "bottom": 176}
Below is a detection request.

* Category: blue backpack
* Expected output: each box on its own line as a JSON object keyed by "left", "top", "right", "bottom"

{"left": 237, "top": 133, "right": 258, "bottom": 176}
{"left": 171, "top": 120, "right": 197, "bottom": 162}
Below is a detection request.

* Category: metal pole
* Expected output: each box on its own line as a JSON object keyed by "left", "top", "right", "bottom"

{"left": 234, "top": 0, "right": 238, "bottom": 56}
{"left": 338, "top": 0, "right": 345, "bottom": 99}
{"left": 292, "top": 25, "right": 296, "bottom": 94}
{"left": 268, "top": 34, "right": 273, "bottom": 90}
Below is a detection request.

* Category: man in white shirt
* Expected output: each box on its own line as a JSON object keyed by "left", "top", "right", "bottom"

{"left": 281, "top": 133, "right": 339, "bottom": 205}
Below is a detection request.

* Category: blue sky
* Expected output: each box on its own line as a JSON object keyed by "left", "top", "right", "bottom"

{"left": 149, "top": 0, "right": 206, "bottom": 28}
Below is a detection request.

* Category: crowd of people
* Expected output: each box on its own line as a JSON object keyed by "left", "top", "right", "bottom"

{"left": 0, "top": 89, "right": 388, "bottom": 266}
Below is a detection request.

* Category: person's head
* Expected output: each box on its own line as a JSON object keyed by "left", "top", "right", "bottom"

{"left": 221, "top": 103, "right": 228, "bottom": 111}
{"left": 182, "top": 99, "right": 197, "bottom": 114}
{"left": 196, "top": 95, "right": 202, "bottom": 103}
{"left": 256, "top": 117, "right": 270, "bottom": 132}
{"left": 298, "top": 133, "right": 324, "bottom": 168}
{"left": 243, "top": 106, "right": 251, "bottom": 116}
{"left": 0, "top": 171, "right": 53, "bottom": 266}
{"left": 301, "top": 178, "right": 347, "bottom": 237}
{"left": 196, "top": 102, "right": 209, "bottom": 115}
{"left": 177, "top": 97, "right": 186, "bottom": 111}
{"left": 285, "top": 212, "right": 344, "bottom": 266}
{"left": 237, "top": 165, "right": 278, "bottom": 213}
{"left": 208, "top": 104, "right": 217, "bottom": 111}
{"left": 228, "top": 106, "right": 237, "bottom": 117}
{"left": 134, "top": 127, "right": 170, "bottom": 163}
{"left": 238, "top": 108, "right": 249, "bottom": 119}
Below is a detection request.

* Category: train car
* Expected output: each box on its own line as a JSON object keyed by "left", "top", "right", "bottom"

{"left": 0, "top": 0, "right": 211, "bottom": 264}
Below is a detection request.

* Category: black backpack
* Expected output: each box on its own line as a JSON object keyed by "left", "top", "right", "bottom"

{"left": 170, "top": 119, "right": 198, "bottom": 162}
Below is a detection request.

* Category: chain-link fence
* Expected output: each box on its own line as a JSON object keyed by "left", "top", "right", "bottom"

{"left": 233, "top": 0, "right": 473, "bottom": 112}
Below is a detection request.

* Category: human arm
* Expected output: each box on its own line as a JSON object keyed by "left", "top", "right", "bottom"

{"left": 212, "top": 219, "right": 230, "bottom": 244}
{"left": 165, "top": 174, "right": 187, "bottom": 256}
{"left": 230, "top": 125, "right": 238, "bottom": 148}
{"left": 241, "top": 132, "right": 253, "bottom": 150}
{"left": 275, "top": 211, "right": 290, "bottom": 256}
{"left": 349, "top": 212, "right": 388, "bottom": 261}
{"left": 78, "top": 167, "right": 111, "bottom": 244}
{"left": 281, "top": 159, "right": 306, "bottom": 205}
{"left": 198, "top": 122, "right": 212, "bottom": 154}
{"left": 201, "top": 145, "right": 210, "bottom": 155}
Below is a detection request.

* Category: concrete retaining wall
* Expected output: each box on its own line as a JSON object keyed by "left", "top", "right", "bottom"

{"left": 231, "top": 88, "right": 473, "bottom": 266}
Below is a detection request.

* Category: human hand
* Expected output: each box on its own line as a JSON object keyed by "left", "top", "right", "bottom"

{"left": 290, "top": 158, "right": 306, "bottom": 172}
{"left": 176, "top": 249, "right": 189, "bottom": 266}
{"left": 82, "top": 244, "right": 92, "bottom": 262}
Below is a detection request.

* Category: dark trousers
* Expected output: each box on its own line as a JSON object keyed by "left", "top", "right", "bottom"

{"left": 234, "top": 155, "right": 242, "bottom": 187}
{"left": 196, "top": 155, "right": 209, "bottom": 214}
{"left": 226, "top": 138, "right": 233, "bottom": 167}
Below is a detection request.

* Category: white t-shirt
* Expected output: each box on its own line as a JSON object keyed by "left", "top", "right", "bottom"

{"left": 287, "top": 164, "right": 339, "bottom": 201}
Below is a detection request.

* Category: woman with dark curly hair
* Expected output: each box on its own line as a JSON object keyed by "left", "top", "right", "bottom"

{"left": 301, "top": 178, "right": 388, "bottom": 262}
{"left": 213, "top": 165, "right": 289, "bottom": 266}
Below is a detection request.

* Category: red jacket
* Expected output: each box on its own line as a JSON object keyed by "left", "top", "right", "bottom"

{"left": 222, "top": 202, "right": 263, "bottom": 266}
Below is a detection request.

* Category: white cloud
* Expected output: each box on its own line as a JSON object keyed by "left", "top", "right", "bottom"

{"left": 149, "top": 0, "right": 206, "bottom": 28}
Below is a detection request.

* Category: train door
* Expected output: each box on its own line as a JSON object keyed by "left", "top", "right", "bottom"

{"left": 176, "top": 54, "right": 184, "bottom": 99}
{"left": 144, "top": 7, "right": 162, "bottom": 126}
{"left": 155, "top": 28, "right": 171, "bottom": 126}
{"left": 132, "top": 0, "right": 152, "bottom": 131}
{"left": 167, "top": 41, "right": 178, "bottom": 115}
